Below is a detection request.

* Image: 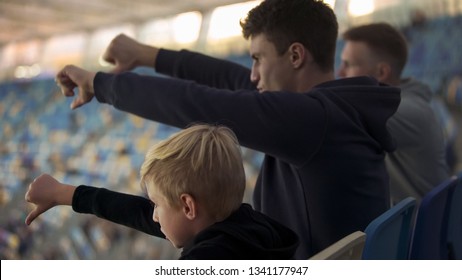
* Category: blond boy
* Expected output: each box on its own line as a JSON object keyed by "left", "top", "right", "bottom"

{"left": 25, "top": 124, "right": 298, "bottom": 259}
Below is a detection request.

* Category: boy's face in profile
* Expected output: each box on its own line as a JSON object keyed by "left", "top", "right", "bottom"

{"left": 147, "top": 187, "right": 195, "bottom": 248}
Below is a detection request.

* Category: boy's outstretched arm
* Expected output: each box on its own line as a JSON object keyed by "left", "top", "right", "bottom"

{"left": 24, "top": 173, "right": 76, "bottom": 225}
{"left": 25, "top": 174, "right": 164, "bottom": 237}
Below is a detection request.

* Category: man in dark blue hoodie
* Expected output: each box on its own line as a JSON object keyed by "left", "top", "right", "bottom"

{"left": 54, "top": 0, "right": 400, "bottom": 259}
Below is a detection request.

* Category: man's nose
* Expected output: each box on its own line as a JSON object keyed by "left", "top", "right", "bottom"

{"left": 250, "top": 65, "right": 259, "bottom": 84}
{"left": 337, "top": 66, "right": 346, "bottom": 78}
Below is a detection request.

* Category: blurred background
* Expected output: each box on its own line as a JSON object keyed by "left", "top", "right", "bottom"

{"left": 1, "top": 0, "right": 462, "bottom": 259}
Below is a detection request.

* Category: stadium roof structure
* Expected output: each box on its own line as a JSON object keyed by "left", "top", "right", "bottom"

{"left": 2, "top": 0, "right": 460, "bottom": 48}
{"left": 0, "top": 0, "right": 246, "bottom": 47}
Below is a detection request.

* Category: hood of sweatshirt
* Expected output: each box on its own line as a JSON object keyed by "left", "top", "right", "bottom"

{"left": 313, "top": 76, "right": 401, "bottom": 153}
{"left": 400, "top": 77, "right": 432, "bottom": 102}
{"left": 180, "top": 204, "right": 299, "bottom": 260}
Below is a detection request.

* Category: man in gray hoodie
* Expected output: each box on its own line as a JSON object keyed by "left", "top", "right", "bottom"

{"left": 338, "top": 22, "right": 449, "bottom": 205}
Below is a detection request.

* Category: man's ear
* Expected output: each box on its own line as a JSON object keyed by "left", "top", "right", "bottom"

{"left": 377, "top": 62, "right": 392, "bottom": 82}
{"left": 180, "top": 193, "right": 197, "bottom": 220}
{"left": 288, "top": 42, "right": 308, "bottom": 69}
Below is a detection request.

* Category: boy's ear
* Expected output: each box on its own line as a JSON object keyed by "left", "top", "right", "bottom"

{"left": 180, "top": 194, "right": 197, "bottom": 220}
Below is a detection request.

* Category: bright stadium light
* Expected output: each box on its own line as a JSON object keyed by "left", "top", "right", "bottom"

{"left": 13, "top": 64, "right": 42, "bottom": 79}
{"left": 348, "top": 0, "right": 375, "bottom": 17}
{"left": 208, "top": 1, "right": 262, "bottom": 41}
{"left": 324, "top": 0, "right": 336, "bottom": 9}
{"left": 14, "top": 66, "right": 27, "bottom": 79}
{"left": 172, "top": 12, "right": 202, "bottom": 44}
{"left": 29, "top": 63, "right": 41, "bottom": 77}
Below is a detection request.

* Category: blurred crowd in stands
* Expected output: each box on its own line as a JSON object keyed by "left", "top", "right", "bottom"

{"left": 0, "top": 79, "right": 261, "bottom": 259}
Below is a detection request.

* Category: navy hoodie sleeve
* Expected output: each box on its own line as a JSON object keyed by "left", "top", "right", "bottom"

{"left": 155, "top": 49, "right": 255, "bottom": 91}
{"left": 72, "top": 185, "right": 164, "bottom": 238}
{"left": 94, "top": 72, "right": 327, "bottom": 166}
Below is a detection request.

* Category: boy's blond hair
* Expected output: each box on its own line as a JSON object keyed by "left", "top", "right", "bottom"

{"left": 140, "top": 124, "right": 245, "bottom": 221}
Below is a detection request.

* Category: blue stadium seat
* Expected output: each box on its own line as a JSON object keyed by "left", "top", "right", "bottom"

{"left": 409, "top": 177, "right": 457, "bottom": 259}
{"left": 447, "top": 174, "right": 462, "bottom": 259}
{"left": 362, "top": 197, "right": 417, "bottom": 260}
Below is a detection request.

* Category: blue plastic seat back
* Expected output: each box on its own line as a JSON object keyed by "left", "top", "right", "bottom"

{"left": 410, "top": 177, "right": 457, "bottom": 259}
{"left": 448, "top": 175, "right": 462, "bottom": 259}
{"left": 362, "top": 197, "right": 416, "bottom": 260}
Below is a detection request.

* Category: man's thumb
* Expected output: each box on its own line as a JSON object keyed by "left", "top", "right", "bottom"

{"left": 109, "top": 64, "right": 125, "bottom": 74}
{"left": 70, "top": 97, "right": 84, "bottom": 110}
{"left": 25, "top": 208, "right": 39, "bottom": 226}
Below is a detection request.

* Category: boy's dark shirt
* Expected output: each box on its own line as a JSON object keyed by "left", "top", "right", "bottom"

{"left": 92, "top": 49, "right": 400, "bottom": 258}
